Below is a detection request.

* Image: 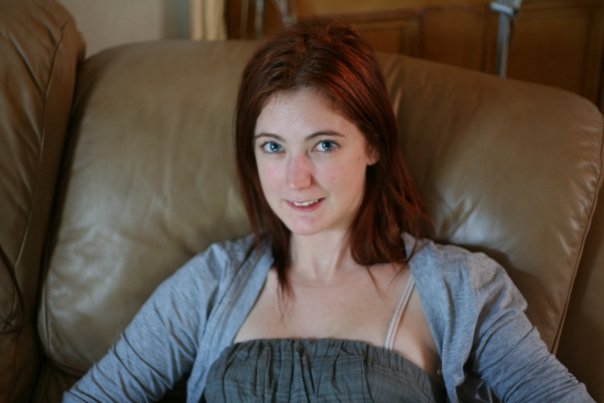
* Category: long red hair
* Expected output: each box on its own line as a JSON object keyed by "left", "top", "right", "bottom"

{"left": 235, "top": 20, "right": 428, "bottom": 290}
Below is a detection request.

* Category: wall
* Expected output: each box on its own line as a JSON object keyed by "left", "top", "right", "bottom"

{"left": 60, "top": 0, "right": 190, "bottom": 56}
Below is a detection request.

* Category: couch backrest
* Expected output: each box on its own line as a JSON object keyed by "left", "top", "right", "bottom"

{"left": 379, "top": 54, "right": 603, "bottom": 351}
{"left": 36, "top": 42, "right": 258, "bottom": 400}
{"left": 36, "top": 41, "right": 602, "bottom": 401}
{"left": 0, "top": 0, "right": 84, "bottom": 401}
{"left": 381, "top": 56, "right": 604, "bottom": 402}
{"left": 558, "top": 182, "right": 604, "bottom": 402}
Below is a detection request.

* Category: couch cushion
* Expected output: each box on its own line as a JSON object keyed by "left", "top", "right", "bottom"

{"left": 0, "top": 0, "right": 84, "bottom": 401}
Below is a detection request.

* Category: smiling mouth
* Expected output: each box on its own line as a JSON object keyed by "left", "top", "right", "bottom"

{"left": 288, "top": 198, "right": 322, "bottom": 208}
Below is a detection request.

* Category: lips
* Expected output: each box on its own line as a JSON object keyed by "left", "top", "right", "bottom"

{"left": 286, "top": 198, "right": 324, "bottom": 210}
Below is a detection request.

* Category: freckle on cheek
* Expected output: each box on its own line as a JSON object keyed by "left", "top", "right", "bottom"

{"left": 327, "top": 168, "right": 342, "bottom": 181}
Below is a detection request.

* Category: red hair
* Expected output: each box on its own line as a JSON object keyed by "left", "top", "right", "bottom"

{"left": 235, "top": 20, "right": 428, "bottom": 290}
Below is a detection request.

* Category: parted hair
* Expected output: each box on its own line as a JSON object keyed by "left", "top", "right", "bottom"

{"left": 235, "top": 20, "right": 428, "bottom": 290}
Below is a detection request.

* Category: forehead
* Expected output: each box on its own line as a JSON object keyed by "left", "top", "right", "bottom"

{"left": 255, "top": 88, "right": 355, "bottom": 135}
{"left": 262, "top": 88, "right": 332, "bottom": 114}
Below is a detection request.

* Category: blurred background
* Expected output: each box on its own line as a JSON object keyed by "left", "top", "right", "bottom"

{"left": 60, "top": 0, "right": 604, "bottom": 111}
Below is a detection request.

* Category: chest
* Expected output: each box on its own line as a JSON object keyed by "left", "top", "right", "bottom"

{"left": 234, "top": 267, "right": 440, "bottom": 376}
{"left": 237, "top": 269, "right": 399, "bottom": 342}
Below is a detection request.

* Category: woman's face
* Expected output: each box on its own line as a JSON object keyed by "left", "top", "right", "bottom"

{"left": 254, "top": 88, "right": 377, "bottom": 237}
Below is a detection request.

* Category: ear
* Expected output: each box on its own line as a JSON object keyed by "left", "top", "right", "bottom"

{"left": 366, "top": 146, "right": 379, "bottom": 166}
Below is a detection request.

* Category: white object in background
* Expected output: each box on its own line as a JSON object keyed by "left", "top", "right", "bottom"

{"left": 190, "top": 0, "right": 227, "bottom": 40}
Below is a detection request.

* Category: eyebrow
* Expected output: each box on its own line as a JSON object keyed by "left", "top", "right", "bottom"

{"left": 253, "top": 130, "right": 345, "bottom": 141}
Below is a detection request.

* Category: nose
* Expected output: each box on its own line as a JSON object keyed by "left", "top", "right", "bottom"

{"left": 286, "top": 154, "right": 313, "bottom": 190}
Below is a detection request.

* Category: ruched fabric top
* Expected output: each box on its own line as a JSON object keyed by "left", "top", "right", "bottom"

{"left": 202, "top": 338, "right": 446, "bottom": 402}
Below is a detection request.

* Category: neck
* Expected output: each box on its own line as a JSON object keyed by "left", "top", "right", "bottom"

{"left": 289, "top": 231, "right": 362, "bottom": 284}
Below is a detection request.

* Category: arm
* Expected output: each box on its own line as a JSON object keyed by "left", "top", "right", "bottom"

{"left": 63, "top": 252, "right": 221, "bottom": 402}
{"left": 469, "top": 255, "right": 594, "bottom": 402}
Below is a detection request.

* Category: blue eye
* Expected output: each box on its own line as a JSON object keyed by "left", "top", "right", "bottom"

{"left": 261, "top": 141, "right": 283, "bottom": 154}
{"left": 315, "top": 140, "right": 338, "bottom": 153}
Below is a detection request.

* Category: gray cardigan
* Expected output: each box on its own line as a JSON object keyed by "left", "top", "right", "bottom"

{"left": 64, "top": 234, "right": 593, "bottom": 402}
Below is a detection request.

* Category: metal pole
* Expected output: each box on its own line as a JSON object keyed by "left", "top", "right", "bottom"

{"left": 254, "top": 0, "right": 265, "bottom": 38}
{"left": 495, "top": 13, "right": 512, "bottom": 77}
{"left": 272, "top": 0, "right": 296, "bottom": 27}
{"left": 490, "top": 0, "right": 522, "bottom": 78}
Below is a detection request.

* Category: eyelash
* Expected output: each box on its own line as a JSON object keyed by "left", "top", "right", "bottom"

{"left": 260, "top": 141, "right": 283, "bottom": 154}
{"left": 315, "top": 140, "right": 339, "bottom": 153}
{"left": 259, "top": 140, "right": 340, "bottom": 154}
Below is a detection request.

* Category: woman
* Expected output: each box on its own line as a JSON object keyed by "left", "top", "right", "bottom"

{"left": 65, "top": 21, "right": 593, "bottom": 402}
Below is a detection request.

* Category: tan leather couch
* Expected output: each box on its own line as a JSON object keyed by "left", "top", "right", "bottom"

{"left": 1, "top": 0, "right": 603, "bottom": 401}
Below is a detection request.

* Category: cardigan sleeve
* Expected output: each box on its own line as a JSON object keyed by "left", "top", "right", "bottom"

{"left": 409, "top": 238, "right": 594, "bottom": 403}
{"left": 62, "top": 245, "right": 228, "bottom": 402}
{"left": 466, "top": 252, "right": 594, "bottom": 403}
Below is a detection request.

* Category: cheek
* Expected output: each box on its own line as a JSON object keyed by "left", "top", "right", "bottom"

{"left": 329, "top": 155, "right": 368, "bottom": 185}
{"left": 327, "top": 169, "right": 344, "bottom": 185}
{"left": 256, "top": 160, "right": 283, "bottom": 191}
{"left": 321, "top": 166, "right": 364, "bottom": 196}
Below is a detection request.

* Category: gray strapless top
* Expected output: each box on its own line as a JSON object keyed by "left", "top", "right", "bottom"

{"left": 202, "top": 338, "right": 445, "bottom": 402}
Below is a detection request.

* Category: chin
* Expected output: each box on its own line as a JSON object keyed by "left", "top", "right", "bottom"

{"left": 285, "top": 226, "right": 323, "bottom": 237}
{"left": 275, "top": 213, "right": 322, "bottom": 235}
